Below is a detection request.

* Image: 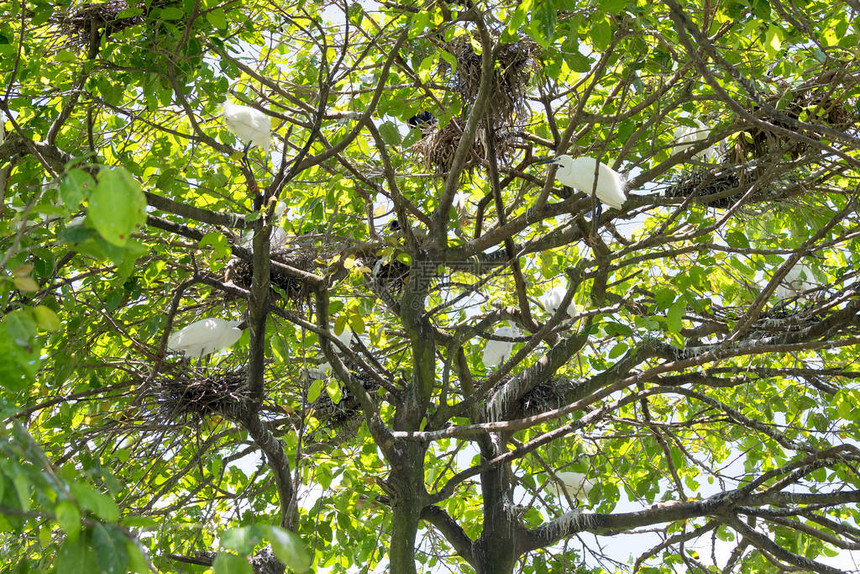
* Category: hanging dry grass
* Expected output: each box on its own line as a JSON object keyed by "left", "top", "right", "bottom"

{"left": 441, "top": 33, "right": 540, "bottom": 126}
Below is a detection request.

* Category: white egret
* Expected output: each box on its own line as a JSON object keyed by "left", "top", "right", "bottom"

{"left": 482, "top": 326, "right": 518, "bottom": 368}
{"left": 537, "top": 155, "right": 626, "bottom": 233}
{"left": 240, "top": 201, "right": 288, "bottom": 250}
{"left": 540, "top": 285, "right": 578, "bottom": 319}
{"left": 167, "top": 318, "right": 243, "bottom": 358}
{"left": 673, "top": 119, "right": 717, "bottom": 162}
{"left": 547, "top": 471, "right": 594, "bottom": 501}
{"left": 222, "top": 101, "right": 271, "bottom": 153}
{"left": 776, "top": 262, "right": 817, "bottom": 299}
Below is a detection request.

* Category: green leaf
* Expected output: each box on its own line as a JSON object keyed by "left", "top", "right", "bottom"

{"left": 13, "top": 474, "right": 30, "bottom": 512}
{"left": 590, "top": 19, "right": 613, "bottom": 51}
{"left": 126, "top": 540, "right": 150, "bottom": 574}
{"left": 55, "top": 535, "right": 99, "bottom": 574}
{"left": 308, "top": 378, "right": 324, "bottom": 402}
{"left": 6, "top": 310, "right": 37, "bottom": 344}
{"left": 92, "top": 523, "right": 128, "bottom": 574}
{"left": 600, "top": 0, "right": 627, "bottom": 12}
{"left": 534, "top": 2, "right": 558, "bottom": 44}
{"left": 69, "top": 482, "right": 120, "bottom": 522}
{"left": 264, "top": 525, "right": 311, "bottom": 573}
{"left": 667, "top": 300, "right": 685, "bottom": 333}
{"left": 608, "top": 342, "right": 628, "bottom": 359}
{"left": 378, "top": 121, "right": 402, "bottom": 146}
{"left": 327, "top": 380, "right": 342, "bottom": 404}
{"left": 200, "top": 232, "right": 232, "bottom": 258}
{"left": 60, "top": 170, "right": 95, "bottom": 209}
{"left": 33, "top": 306, "right": 61, "bottom": 331}
{"left": 55, "top": 499, "right": 81, "bottom": 542}
{"left": 88, "top": 168, "right": 147, "bottom": 247}
{"left": 220, "top": 525, "right": 265, "bottom": 554}
{"left": 158, "top": 7, "right": 185, "bottom": 20}
{"left": 214, "top": 553, "right": 254, "bottom": 574}
{"left": 206, "top": 8, "right": 227, "bottom": 29}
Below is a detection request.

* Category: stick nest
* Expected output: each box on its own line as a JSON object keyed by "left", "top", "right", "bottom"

{"left": 155, "top": 368, "right": 251, "bottom": 424}
{"left": 734, "top": 72, "right": 857, "bottom": 161}
{"left": 53, "top": 1, "right": 154, "bottom": 43}
{"left": 369, "top": 256, "right": 410, "bottom": 295}
{"left": 517, "top": 377, "right": 581, "bottom": 418}
{"left": 310, "top": 370, "right": 380, "bottom": 430}
{"left": 410, "top": 118, "right": 514, "bottom": 173}
{"left": 441, "top": 33, "right": 540, "bottom": 126}
{"left": 666, "top": 168, "right": 743, "bottom": 209}
{"left": 226, "top": 245, "right": 323, "bottom": 308}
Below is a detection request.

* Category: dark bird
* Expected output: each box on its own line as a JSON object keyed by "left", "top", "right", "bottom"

{"left": 407, "top": 111, "right": 437, "bottom": 131}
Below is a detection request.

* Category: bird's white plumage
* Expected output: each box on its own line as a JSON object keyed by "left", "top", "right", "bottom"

{"left": 549, "top": 155, "right": 626, "bottom": 209}
{"left": 482, "top": 326, "right": 518, "bottom": 367}
{"left": 222, "top": 101, "right": 271, "bottom": 152}
{"left": 540, "top": 285, "right": 578, "bottom": 319}
{"left": 673, "top": 119, "right": 717, "bottom": 162}
{"left": 547, "top": 471, "right": 594, "bottom": 500}
{"left": 168, "top": 318, "right": 242, "bottom": 358}
{"left": 776, "top": 262, "right": 817, "bottom": 299}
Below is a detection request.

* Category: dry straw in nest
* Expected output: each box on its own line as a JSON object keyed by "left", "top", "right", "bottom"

{"left": 54, "top": 0, "right": 157, "bottom": 43}
{"left": 517, "top": 377, "right": 580, "bottom": 418}
{"left": 155, "top": 368, "right": 250, "bottom": 424}
{"left": 410, "top": 118, "right": 513, "bottom": 173}
{"left": 225, "top": 244, "right": 323, "bottom": 307}
{"left": 441, "top": 33, "right": 540, "bottom": 126}
{"left": 309, "top": 370, "right": 379, "bottom": 430}
{"left": 666, "top": 168, "right": 743, "bottom": 209}
{"left": 734, "top": 73, "right": 857, "bottom": 162}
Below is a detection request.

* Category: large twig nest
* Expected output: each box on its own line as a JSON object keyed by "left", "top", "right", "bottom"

{"left": 54, "top": 0, "right": 152, "bottom": 43}
{"left": 226, "top": 238, "right": 329, "bottom": 307}
{"left": 665, "top": 168, "right": 743, "bottom": 209}
{"left": 441, "top": 33, "right": 539, "bottom": 126}
{"left": 309, "top": 370, "right": 380, "bottom": 430}
{"left": 410, "top": 118, "right": 513, "bottom": 173}
{"left": 733, "top": 72, "right": 857, "bottom": 162}
{"left": 517, "top": 377, "right": 581, "bottom": 418}
{"left": 155, "top": 368, "right": 251, "bottom": 424}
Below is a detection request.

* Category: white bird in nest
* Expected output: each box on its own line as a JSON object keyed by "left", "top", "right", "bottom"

{"left": 540, "top": 285, "right": 578, "bottom": 319}
{"left": 546, "top": 471, "right": 595, "bottom": 501}
{"left": 241, "top": 201, "right": 288, "bottom": 250}
{"left": 673, "top": 118, "right": 718, "bottom": 163}
{"left": 167, "top": 318, "right": 243, "bottom": 359}
{"left": 537, "top": 155, "right": 626, "bottom": 233}
{"left": 222, "top": 100, "right": 271, "bottom": 154}
{"left": 482, "top": 325, "right": 518, "bottom": 368}
{"left": 775, "top": 262, "right": 818, "bottom": 299}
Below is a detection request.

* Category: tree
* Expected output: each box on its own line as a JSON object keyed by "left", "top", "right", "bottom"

{"left": 1, "top": 0, "right": 859, "bottom": 572}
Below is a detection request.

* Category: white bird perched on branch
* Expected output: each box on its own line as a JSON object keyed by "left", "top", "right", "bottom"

{"left": 776, "top": 262, "right": 817, "bottom": 299}
{"left": 482, "top": 325, "right": 518, "bottom": 368}
{"left": 540, "top": 285, "right": 578, "bottom": 319}
{"left": 547, "top": 471, "right": 594, "bottom": 501}
{"left": 222, "top": 100, "right": 271, "bottom": 154}
{"left": 537, "top": 155, "right": 626, "bottom": 233}
{"left": 168, "top": 318, "right": 243, "bottom": 358}
{"left": 673, "top": 118, "right": 717, "bottom": 162}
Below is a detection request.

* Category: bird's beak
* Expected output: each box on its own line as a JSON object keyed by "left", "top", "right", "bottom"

{"left": 534, "top": 157, "right": 559, "bottom": 165}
